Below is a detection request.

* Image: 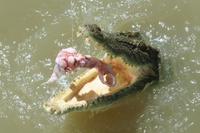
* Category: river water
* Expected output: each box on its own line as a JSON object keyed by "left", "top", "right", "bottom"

{"left": 0, "top": 0, "right": 200, "bottom": 133}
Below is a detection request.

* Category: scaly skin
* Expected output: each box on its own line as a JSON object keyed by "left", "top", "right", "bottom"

{"left": 44, "top": 24, "right": 160, "bottom": 114}
{"left": 84, "top": 24, "right": 160, "bottom": 79}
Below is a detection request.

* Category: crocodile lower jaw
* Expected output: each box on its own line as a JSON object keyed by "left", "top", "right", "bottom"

{"left": 44, "top": 57, "right": 139, "bottom": 114}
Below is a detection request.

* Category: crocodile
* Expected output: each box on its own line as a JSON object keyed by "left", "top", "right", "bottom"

{"left": 43, "top": 24, "right": 160, "bottom": 115}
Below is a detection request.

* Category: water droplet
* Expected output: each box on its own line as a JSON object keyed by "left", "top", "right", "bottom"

{"left": 184, "top": 117, "right": 188, "bottom": 122}
{"left": 174, "top": 5, "right": 178, "bottom": 9}
{"left": 190, "top": 80, "right": 197, "bottom": 85}
{"left": 25, "top": 28, "right": 30, "bottom": 31}
{"left": 185, "top": 27, "right": 189, "bottom": 32}
{"left": 158, "top": 21, "right": 165, "bottom": 28}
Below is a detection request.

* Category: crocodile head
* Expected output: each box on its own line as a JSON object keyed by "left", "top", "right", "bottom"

{"left": 44, "top": 24, "right": 160, "bottom": 114}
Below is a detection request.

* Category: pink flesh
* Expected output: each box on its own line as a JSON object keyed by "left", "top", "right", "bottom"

{"left": 46, "top": 48, "right": 116, "bottom": 87}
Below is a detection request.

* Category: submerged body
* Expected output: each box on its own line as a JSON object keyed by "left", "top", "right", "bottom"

{"left": 44, "top": 24, "right": 160, "bottom": 114}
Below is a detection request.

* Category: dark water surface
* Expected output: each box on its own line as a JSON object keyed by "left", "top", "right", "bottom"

{"left": 0, "top": 0, "right": 200, "bottom": 133}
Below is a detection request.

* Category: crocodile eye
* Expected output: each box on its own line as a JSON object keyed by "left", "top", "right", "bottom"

{"left": 96, "top": 27, "right": 101, "bottom": 32}
{"left": 91, "top": 28, "right": 94, "bottom": 32}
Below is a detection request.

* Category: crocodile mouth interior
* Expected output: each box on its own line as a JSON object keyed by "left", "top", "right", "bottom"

{"left": 44, "top": 35, "right": 140, "bottom": 114}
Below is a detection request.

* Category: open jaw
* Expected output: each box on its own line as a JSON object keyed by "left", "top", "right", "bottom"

{"left": 43, "top": 24, "right": 160, "bottom": 115}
